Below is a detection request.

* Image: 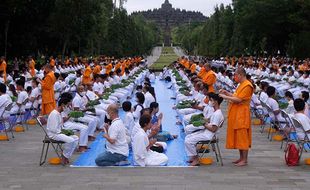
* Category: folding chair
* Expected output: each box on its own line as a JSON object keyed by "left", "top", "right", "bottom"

{"left": 196, "top": 119, "right": 225, "bottom": 166}
{"left": 12, "top": 98, "right": 29, "bottom": 131}
{"left": 37, "top": 116, "right": 65, "bottom": 166}
{"left": 291, "top": 117, "right": 310, "bottom": 161}
{"left": 280, "top": 110, "right": 298, "bottom": 150}
{"left": 0, "top": 103, "right": 14, "bottom": 140}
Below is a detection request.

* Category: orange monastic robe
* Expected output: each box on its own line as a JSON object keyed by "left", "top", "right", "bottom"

{"left": 82, "top": 66, "right": 92, "bottom": 84}
{"left": 41, "top": 72, "right": 56, "bottom": 115}
{"left": 105, "top": 63, "right": 113, "bottom": 75}
{"left": 93, "top": 65, "right": 101, "bottom": 75}
{"left": 29, "top": 59, "right": 36, "bottom": 77}
{"left": 202, "top": 70, "right": 217, "bottom": 92}
{"left": 190, "top": 64, "right": 196, "bottom": 73}
{"left": 226, "top": 80, "right": 254, "bottom": 150}
{"left": 197, "top": 67, "right": 207, "bottom": 79}
{"left": 0, "top": 60, "right": 7, "bottom": 82}
{"left": 50, "top": 59, "right": 55, "bottom": 67}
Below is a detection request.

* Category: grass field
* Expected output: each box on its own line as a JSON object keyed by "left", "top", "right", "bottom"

{"left": 149, "top": 47, "right": 179, "bottom": 70}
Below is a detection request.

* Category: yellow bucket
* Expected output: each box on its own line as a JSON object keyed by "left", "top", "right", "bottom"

{"left": 199, "top": 157, "right": 213, "bottom": 165}
{"left": 49, "top": 157, "right": 62, "bottom": 165}
{"left": 252, "top": 119, "right": 261, "bottom": 125}
{"left": 273, "top": 134, "right": 284, "bottom": 141}
{"left": 15, "top": 125, "right": 24, "bottom": 132}
{"left": 0, "top": 135, "right": 9, "bottom": 141}
{"left": 26, "top": 119, "right": 37, "bottom": 125}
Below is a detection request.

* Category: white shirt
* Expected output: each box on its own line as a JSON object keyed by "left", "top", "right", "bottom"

{"left": 85, "top": 90, "right": 99, "bottom": 101}
{"left": 72, "top": 93, "right": 87, "bottom": 110}
{"left": 106, "top": 118, "right": 129, "bottom": 156}
{"left": 266, "top": 97, "right": 280, "bottom": 121}
{"left": 259, "top": 91, "right": 268, "bottom": 103}
{"left": 203, "top": 104, "right": 214, "bottom": 120}
{"left": 93, "top": 82, "right": 104, "bottom": 95}
{"left": 203, "top": 109, "right": 224, "bottom": 139}
{"left": 29, "top": 87, "right": 40, "bottom": 109}
{"left": 294, "top": 113, "right": 310, "bottom": 140}
{"left": 132, "top": 127, "right": 149, "bottom": 166}
{"left": 143, "top": 92, "right": 155, "bottom": 108}
{"left": 133, "top": 104, "right": 143, "bottom": 121}
{"left": 46, "top": 110, "right": 63, "bottom": 138}
{"left": 124, "top": 112, "right": 135, "bottom": 136}
{"left": 0, "top": 94, "right": 13, "bottom": 117}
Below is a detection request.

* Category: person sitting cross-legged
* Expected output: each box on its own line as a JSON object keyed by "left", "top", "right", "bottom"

{"left": 132, "top": 114, "right": 168, "bottom": 166}
{"left": 95, "top": 104, "right": 129, "bottom": 166}
{"left": 184, "top": 93, "right": 224, "bottom": 166}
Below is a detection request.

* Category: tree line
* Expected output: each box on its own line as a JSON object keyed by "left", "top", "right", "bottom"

{"left": 0, "top": 0, "right": 159, "bottom": 59}
{"left": 173, "top": 0, "right": 310, "bottom": 58}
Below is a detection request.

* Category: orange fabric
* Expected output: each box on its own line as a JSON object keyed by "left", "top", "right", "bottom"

{"left": 198, "top": 67, "right": 206, "bottom": 79}
{"left": 0, "top": 60, "right": 7, "bottom": 82}
{"left": 41, "top": 72, "right": 56, "bottom": 115}
{"left": 202, "top": 70, "right": 217, "bottom": 92}
{"left": 82, "top": 66, "right": 92, "bottom": 84}
{"left": 29, "top": 59, "right": 36, "bottom": 77}
{"left": 190, "top": 64, "right": 196, "bottom": 73}
{"left": 226, "top": 80, "right": 254, "bottom": 150}
{"left": 184, "top": 61, "right": 190, "bottom": 69}
{"left": 50, "top": 59, "right": 55, "bottom": 67}
{"left": 114, "top": 62, "right": 121, "bottom": 71}
{"left": 105, "top": 63, "right": 113, "bottom": 75}
{"left": 93, "top": 65, "right": 101, "bottom": 75}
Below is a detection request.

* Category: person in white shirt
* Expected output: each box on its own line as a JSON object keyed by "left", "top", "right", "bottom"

{"left": 46, "top": 97, "right": 79, "bottom": 165}
{"left": 0, "top": 83, "right": 13, "bottom": 126}
{"left": 143, "top": 86, "right": 155, "bottom": 108}
{"left": 133, "top": 92, "right": 145, "bottom": 121}
{"left": 11, "top": 79, "right": 28, "bottom": 117}
{"left": 258, "top": 82, "right": 269, "bottom": 103}
{"left": 285, "top": 91, "right": 295, "bottom": 114}
{"left": 122, "top": 101, "right": 135, "bottom": 140}
{"left": 95, "top": 104, "right": 129, "bottom": 166}
{"left": 72, "top": 85, "right": 98, "bottom": 141}
{"left": 184, "top": 93, "right": 224, "bottom": 166}
{"left": 93, "top": 74, "right": 104, "bottom": 96}
{"left": 132, "top": 114, "right": 168, "bottom": 166}
{"left": 266, "top": 86, "right": 285, "bottom": 125}
{"left": 301, "top": 91, "right": 310, "bottom": 119}
{"left": 293, "top": 98, "right": 310, "bottom": 140}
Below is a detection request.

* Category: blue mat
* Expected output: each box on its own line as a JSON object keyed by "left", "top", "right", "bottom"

{"left": 72, "top": 78, "right": 188, "bottom": 167}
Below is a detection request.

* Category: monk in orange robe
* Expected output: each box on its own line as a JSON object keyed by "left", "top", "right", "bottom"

{"left": 0, "top": 57, "right": 7, "bottom": 82}
{"left": 50, "top": 56, "right": 55, "bottom": 67}
{"left": 105, "top": 62, "right": 113, "bottom": 75}
{"left": 190, "top": 62, "right": 196, "bottom": 73}
{"left": 219, "top": 68, "right": 254, "bottom": 167}
{"left": 29, "top": 58, "right": 36, "bottom": 77}
{"left": 202, "top": 63, "right": 217, "bottom": 92}
{"left": 82, "top": 63, "right": 92, "bottom": 85}
{"left": 39, "top": 65, "right": 56, "bottom": 115}
{"left": 93, "top": 61, "right": 101, "bottom": 75}
{"left": 197, "top": 62, "right": 207, "bottom": 79}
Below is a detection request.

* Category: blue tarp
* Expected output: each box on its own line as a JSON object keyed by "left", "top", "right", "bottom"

{"left": 72, "top": 79, "right": 189, "bottom": 167}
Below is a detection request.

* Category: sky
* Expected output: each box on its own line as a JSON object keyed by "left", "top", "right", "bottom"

{"left": 123, "top": 0, "right": 232, "bottom": 16}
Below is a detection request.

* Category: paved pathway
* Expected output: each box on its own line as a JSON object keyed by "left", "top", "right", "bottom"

{"left": 1, "top": 48, "right": 310, "bottom": 189}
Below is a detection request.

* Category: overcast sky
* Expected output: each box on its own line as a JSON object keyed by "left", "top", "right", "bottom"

{"left": 124, "top": 0, "right": 232, "bottom": 16}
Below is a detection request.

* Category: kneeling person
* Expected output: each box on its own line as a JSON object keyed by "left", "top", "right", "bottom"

{"left": 95, "top": 104, "right": 129, "bottom": 166}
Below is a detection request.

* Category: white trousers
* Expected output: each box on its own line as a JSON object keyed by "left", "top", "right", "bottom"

{"left": 78, "top": 115, "right": 97, "bottom": 136}
{"left": 177, "top": 108, "right": 196, "bottom": 115}
{"left": 52, "top": 134, "right": 78, "bottom": 158}
{"left": 184, "top": 124, "right": 205, "bottom": 135}
{"left": 145, "top": 150, "right": 168, "bottom": 166}
{"left": 63, "top": 121, "right": 88, "bottom": 146}
{"left": 184, "top": 131, "right": 212, "bottom": 157}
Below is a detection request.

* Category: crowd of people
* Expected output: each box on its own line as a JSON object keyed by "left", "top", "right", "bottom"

{"left": 0, "top": 54, "right": 309, "bottom": 167}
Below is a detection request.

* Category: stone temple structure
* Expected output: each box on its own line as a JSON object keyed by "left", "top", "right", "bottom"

{"left": 132, "top": 0, "right": 206, "bottom": 46}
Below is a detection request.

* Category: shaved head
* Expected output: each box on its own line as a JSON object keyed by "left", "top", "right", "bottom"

{"left": 235, "top": 67, "right": 247, "bottom": 77}
{"left": 107, "top": 104, "right": 119, "bottom": 115}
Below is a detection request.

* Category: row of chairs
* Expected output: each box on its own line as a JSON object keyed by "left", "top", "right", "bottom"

{"left": 252, "top": 100, "right": 310, "bottom": 162}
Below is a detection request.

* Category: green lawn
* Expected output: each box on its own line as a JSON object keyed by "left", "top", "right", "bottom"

{"left": 149, "top": 47, "right": 179, "bottom": 70}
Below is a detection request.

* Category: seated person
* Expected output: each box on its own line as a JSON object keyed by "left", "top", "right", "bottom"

{"left": 132, "top": 114, "right": 168, "bottom": 166}
{"left": 11, "top": 79, "right": 28, "bottom": 118}
{"left": 46, "top": 97, "right": 79, "bottom": 165}
{"left": 300, "top": 91, "right": 310, "bottom": 118}
{"left": 150, "top": 102, "right": 177, "bottom": 141}
{"left": 293, "top": 98, "right": 310, "bottom": 140}
{"left": 285, "top": 91, "right": 295, "bottom": 114}
{"left": 133, "top": 92, "right": 145, "bottom": 121}
{"left": 266, "top": 86, "right": 286, "bottom": 126}
{"left": 95, "top": 104, "right": 129, "bottom": 166}
{"left": 184, "top": 93, "right": 224, "bottom": 166}
{"left": 122, "top": 101, "right": 135, "bottom": 143}
{"left": 72, "top": 85, "right": 98, "bottom": 141}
